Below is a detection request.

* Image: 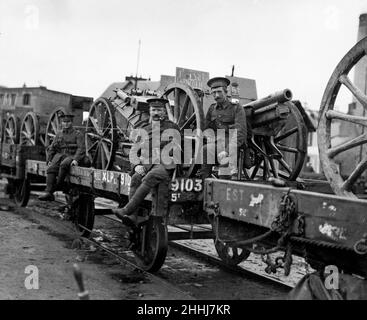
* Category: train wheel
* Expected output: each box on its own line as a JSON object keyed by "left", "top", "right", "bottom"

{"left": 244, "top": 102, "right": 308, "bottom": 181}
{"left": 211, "top": 217, "right": 251, "bottom": 266}
{"left": 318, "top": 37, "right": 367, "bottom": 198}
{"left": 162, "top": 83, "right": 205, "bottom": 177}
{"left": 20, "top": 112, "right": 40, "bottom": 146}
{"left": 73, "top": 193, "right": 95, "bottom": 237}
{"left": 86, "top": 98, "right": 117, "bottom": 170}
{"left": 12, "top": 179, "right": 30, "bottom": 207}
{"left": 133, "top": 216, "right": 168, "bottom": 272}
{"left": 3, "top": 114, "right": 20, "bottom": 144}
{"left": 45, "top": 108, "right": 66, "bottom": 147}
{"left": 214, "top": 240, "right": 250, "bottom": 266}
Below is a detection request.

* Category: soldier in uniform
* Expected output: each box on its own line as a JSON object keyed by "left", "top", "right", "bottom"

{"left": 201, "top": 77, "right": 248, "bottom": 180}
{"left": 112, "top": 98, "right": 180, "bottom": 227}
{"left": 38, "top": 112, "right": 86, "bottom": 201}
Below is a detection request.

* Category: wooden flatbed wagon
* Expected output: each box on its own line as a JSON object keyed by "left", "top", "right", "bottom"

{"left": 1, "top": 37, "right": 367, "bottom": 282}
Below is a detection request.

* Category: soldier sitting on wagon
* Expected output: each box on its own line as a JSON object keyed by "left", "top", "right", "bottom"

{"left": 38, "top": 112, "right": 87, "bottom": 201}
{"left": 200, "top": 77, "right": 248, "bottom": 180}
{"left": 112, "top": 98, "right": 180, "bottom": 228}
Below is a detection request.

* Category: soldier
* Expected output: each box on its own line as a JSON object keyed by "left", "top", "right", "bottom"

{"left": 201, "top": 77, "right": 248, "bottom": 180}
{"left": 38, "top": 112, "right": 86, "bottom": 201}
{"left": 112, "top": 98, "right": 180, "bottom": 227}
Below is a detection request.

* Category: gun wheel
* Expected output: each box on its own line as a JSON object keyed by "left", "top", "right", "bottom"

{"left": 244, "top": 102, "right": 308, "bottom": 181}
{"left": 3, "top": 114, "right": 20, "bottom": 144}
{"left": 20, "top": 112, "right": 40, "bottom": 146}
{"left": 162, "top": 83, "right": 204, "bottom": 177}
{"left": 318, "top": 37, "right": 367, "bottom": 198}
{"left": 86, "top": 97, "right": 117, "bottom": 170}
{"left": 45, "top": 108, "right": 66, "bottom": 147}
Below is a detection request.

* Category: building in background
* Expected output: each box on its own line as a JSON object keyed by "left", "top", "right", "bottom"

{"left": 0, "top": 85, "right": 93, "bottom": 128}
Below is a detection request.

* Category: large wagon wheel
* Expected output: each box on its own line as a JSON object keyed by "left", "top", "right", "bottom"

{"left": 85, "top": 97, "right": 117, "bottom": 169}
{"left": 318, "top": 37, "right": 367, "bottom": 198}
{"left": 20, "top": 112, "right": 40, "bottom": 146}
{"left": 244, "top": 103, "right": 308, "bottom": 181}
{"left": 162, "top": 83, "right": 204, "bottom": 177}
{"left": 45, "top": 108, "right": 66, "bottom": 147}
{"left": 133, "top": 216, "right": 168, "bottom": 272}
{"left": 3, "top": 114, "right": 20, "bottom": 144}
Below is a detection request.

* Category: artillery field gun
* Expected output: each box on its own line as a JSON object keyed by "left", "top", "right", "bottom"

{"left": 0, "top": 38, "right": 367, "bottom": 288}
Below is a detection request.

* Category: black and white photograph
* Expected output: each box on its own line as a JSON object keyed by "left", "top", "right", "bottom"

{"left": 1, "top": 0, "right": 367, "bottom": 305}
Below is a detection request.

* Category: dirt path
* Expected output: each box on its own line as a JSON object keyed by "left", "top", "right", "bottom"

{"left": 0, "top": 197, "right": 192, "bottom": 300}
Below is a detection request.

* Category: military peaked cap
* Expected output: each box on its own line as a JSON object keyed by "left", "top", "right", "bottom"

{"left": 207, "top": 77, "right": 230, "bottom": 89}
{"left": 147, "top": 98, "right": 169, "bottom": 108}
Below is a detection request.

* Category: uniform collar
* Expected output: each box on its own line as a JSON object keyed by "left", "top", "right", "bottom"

{"left": 215, "top": 98, "right": 231, "bottom": 110}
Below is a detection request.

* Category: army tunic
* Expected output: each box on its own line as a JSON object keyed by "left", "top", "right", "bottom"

{"left": 131, "top": 119, "right": 181, "bottom": 172}
{"left": 129, "top": 118, "right": 181, "bottom": 197}
{"left": 46, "top": 127, "right": 86, "bottom": 174}
{"left": 205, "top": 98, "right": 247, "bottom": 148}
{"left": 202, "top": 98, "right": 247, "bottom": 176}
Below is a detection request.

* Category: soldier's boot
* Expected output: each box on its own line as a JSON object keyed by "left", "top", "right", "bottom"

{"left": 38, "top": 174, "right": 56, "bottom": 201}
{"left": 200, "top": 164, "right": 213, "bottom": 180}
{"left": 112, "top": 183, "right": 151, "bottom": 227}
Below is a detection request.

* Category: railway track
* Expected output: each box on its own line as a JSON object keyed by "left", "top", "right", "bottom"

{"left": 46, "top": 191, "right": 305, "bottom": 291}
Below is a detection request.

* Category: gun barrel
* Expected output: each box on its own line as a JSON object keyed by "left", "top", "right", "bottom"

{"left": 243, "top": 89, "right": 293, "bottom": 110}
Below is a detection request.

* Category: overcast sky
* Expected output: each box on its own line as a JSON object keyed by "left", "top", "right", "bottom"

{"left": 0, "top": 0, "right": 366, "bottom": 110}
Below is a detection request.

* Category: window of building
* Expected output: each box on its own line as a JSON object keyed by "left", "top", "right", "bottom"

{"left": 11, "top": 93, "right": 16, "bottom": 106}
{"left": 0, "top": 94, "right": 4, "bottom": 104}
{"left": 6, "top": 94, "right": 11, "bottom": 105}
{"left": 23, "top": 93, "right": 31, "bottom": 106}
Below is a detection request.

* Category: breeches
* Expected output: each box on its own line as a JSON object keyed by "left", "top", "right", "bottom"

{"left": 47, "top": 155, "right": 74, "bottom": 174}
{"left": 129, "top": 164, "right": 172, "bottom": 198}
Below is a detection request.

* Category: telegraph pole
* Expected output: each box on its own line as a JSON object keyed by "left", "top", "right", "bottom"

{"left": 125, "top": 40, "right": 148, "bottom": 90}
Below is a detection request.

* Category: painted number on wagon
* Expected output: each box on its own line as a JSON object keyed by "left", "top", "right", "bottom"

{"left": 171, "top": 179, "right": 203, "bottom": 192}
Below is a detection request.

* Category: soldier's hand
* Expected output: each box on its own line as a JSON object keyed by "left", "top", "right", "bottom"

{"left": 217, "top": 151, "right": 229, "bottom": 163}
{"left": 135, "top": 165, "right": 146, "bottom": 176}
{"left": 71, "top": 160, "right": 78, "bottom": 166}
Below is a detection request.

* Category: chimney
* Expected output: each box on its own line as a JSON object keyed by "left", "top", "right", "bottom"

{"left": 352, "top": 13, "right": 367, "bottom": 116}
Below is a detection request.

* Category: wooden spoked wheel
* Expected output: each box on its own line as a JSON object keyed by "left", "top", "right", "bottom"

{"left": 45, "top": 108, "right": 66, "bottom": 147}
{"left": 133, "top": 216, "right": 168, "bottom": 272}
{"left": 244, "top": 103, "right": 308, "bottom": 181}
{"left": 85, "top": 97, "right": 117, "bottom": 170}
{"left": 20, "top": 112, "right": 40, "bottom": 146}
{"left": 318, "top": 37, "right": 367, "bottom": 198}
{"left": 162, "top": 83, "right": 205, "bottom": 177}
{"left": 3, "top": 114, "right": 20, "bottom": 144}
